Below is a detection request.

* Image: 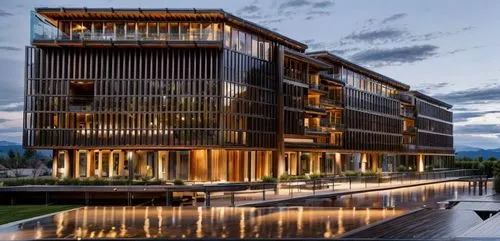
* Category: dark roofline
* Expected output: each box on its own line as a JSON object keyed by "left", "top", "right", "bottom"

{"left": 34, "top": 7, "right": 307, "bottom": 51}
{"left": 411, "top": 91, "right": 453, "bottom": 109}
{"left": 284, "top": 48, "right": 331, "bottom": 69}
{"left": 307, "top": 51, "right": 410, "bottom": 91}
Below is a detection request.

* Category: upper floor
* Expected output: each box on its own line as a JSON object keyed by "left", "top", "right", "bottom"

{"left": 31, "top": 8, "right": 307, "bottom": 56}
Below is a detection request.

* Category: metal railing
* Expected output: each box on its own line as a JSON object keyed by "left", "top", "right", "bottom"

{"left": 34, "top": 31, "right": 223, "bottom": 42}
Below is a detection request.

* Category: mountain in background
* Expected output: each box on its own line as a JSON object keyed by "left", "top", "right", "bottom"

{"left": 0, "top": 141, "right": 52, "bottom": 158}
{"left": 455, "top": 145, "right": 500, "bottom": 159}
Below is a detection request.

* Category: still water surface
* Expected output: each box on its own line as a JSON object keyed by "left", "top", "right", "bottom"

{"left": 0, "top": 181, "right": 490, "bottom": 240}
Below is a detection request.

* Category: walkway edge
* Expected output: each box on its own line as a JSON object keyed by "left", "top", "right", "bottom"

{"left": 238, "top": 178, "right": 460, "bottom": 207}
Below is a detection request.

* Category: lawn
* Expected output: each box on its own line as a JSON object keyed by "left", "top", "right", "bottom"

{"left": 0, "top": 205, "right": 77, "bottom": 225}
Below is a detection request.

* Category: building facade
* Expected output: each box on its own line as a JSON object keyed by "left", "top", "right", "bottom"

{"left": 24, "top": 8, "right": 454, "bottom": 181}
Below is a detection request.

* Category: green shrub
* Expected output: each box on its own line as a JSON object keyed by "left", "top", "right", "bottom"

{"left": 173, "top": 179, "right": 185, "bottom": 185}
{"left": 343, "top": 171, "right": 359, "bottom": 177}
{"left": 494, "top": 175, "right": 500, "bottom": 194}
{"left": 396, "top": 165, "right": 408, "bottom": 172}
{"left": 308, "top": 173, "right": 322, "bottom": 179}
{"left": 361, "top": 170, "right": 380, "bottom": 177}
{"left": 261, "top": 176, "right": 277, "bottom": 183}
{"left": 279, "top": 173, "right": 290, "bottom": 181}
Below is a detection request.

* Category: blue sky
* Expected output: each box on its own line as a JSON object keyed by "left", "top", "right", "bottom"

{"left": 0, "top": 0, "right": 499, "bottom": 149}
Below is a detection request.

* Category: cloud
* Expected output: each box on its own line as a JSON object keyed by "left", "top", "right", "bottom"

{"left": 238, "top": 5, "right": 260, "bottom": 14}
{"left": 330, "top": 47, "right": 360, "bottom": 56}
{"left": 0, "top": 9, "right": 13, "bottom": 17}
{"left": 455, "top": 124, "right": 500, "bottom": 135}
{"left": 416, "top": 82, "right": 449, "bottom": 93}
{"left": 0, "top": 46, "right": 21, "bottom": 52}
{"left": 454, "top": 111, "right": 500, "bottom": 122}
{"left": 381, "top": 13, "right": 407, "bottom": 24}
{"left": 279, "top": 0, "right": 312, "bottom": 10}
{"left": 410, "top": 26, "right": 475, "bottom": 42}
{"left": 0, "top": 102, "right": 23, "bottom": 112}
{"left": 433, "top": 85, "right": 500, "bottom": 105}
{"left": 349, "top": 44, "right": 439, "bottom": 67}
{"left": 312, "top": 0, "right": 334, "bottom": 8}
{"left": 342, "top": 28, "right": 407, "bottom": 44}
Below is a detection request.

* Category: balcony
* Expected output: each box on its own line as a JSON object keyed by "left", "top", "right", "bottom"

{"left": 33, "top": 31, "right": 223, "bottom": 45}
{"left": 320, "top": 120, "right": 345, "bottom": 130}
{"left": 401, "top": 109, "right": 415, "bottom": 119}
{"left": 304, "top": 126, "right": 329, "bottom": 135}
{"left": 403, "top": 126, "right": 417, "bottom": 135}
{"left": 320, "top": 97, "right": 343, "bottom": 108}
{"left": 398, "top": 93, "right": 415, "bottom": 105}
{"left": 304, "top": 101, "right": 326, "bottom": 114}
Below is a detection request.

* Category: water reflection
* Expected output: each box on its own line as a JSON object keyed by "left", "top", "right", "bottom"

{"left": 0, "top": 206, "right": 404, "bottom": 240}
{"left": 297, "top": 182, "right": 491, "bottom": 209}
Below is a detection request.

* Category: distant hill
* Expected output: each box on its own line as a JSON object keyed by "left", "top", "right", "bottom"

{"left": 0, "top": 142, "right": 52, "bottom": 158}
{"left": 455, "top": 146, "right": 500, "bottom": 159}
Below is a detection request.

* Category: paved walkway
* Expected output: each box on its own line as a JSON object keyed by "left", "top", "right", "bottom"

{"left": 207, "top": 177, "right": 476, "bottom": 207}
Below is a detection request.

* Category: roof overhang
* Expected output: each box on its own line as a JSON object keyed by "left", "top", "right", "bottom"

{"left": 307, "top": 51, "right": 410, "bottom": 91}
{"left": 34, "top": 8, "right": 307, "bottom": 51}
{"left": 411, "top": 91, "right": 453, "bottom": 109}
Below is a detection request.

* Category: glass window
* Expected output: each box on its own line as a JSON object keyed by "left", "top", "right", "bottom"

{"left": 224, "top": 25, "right": 231, "bottom": 48}
{"left": 170, "top": 23, "right": 179, "bottom": 40}
{"left": 137, "top": 22, "right": 147, "bottom": 39}
{"left": 126, "top": 22, "right": 135, "bottom": 40}
{"left": 231, "top": 28, "right": 238, "bottom": 51}
{"left": 71, "top": 22, "right": 81, "bottom": 40}
{"left": 82, "top": 22, "right": 91, "bottom": 39}
{"left": 202, "top": 23, "right": 212, "bottom": 40}
{"left": 93, "top": 22, "right": 103, "bottom": 39}
{"left": 116, "top": 22, "right": 125, "bottom": 39}
{"left": 104, "top": 22, "right": 114, "bottom": 39}
{"left": 159, "top": 23, "right": 167, "bottom": 39}
{"left": 148, "top": 22, "right": 157, "bottom": 39}
{"left": 213, "top": 23, "right": 221, "bottom": 40}
{"left": 190, "top": 23, "right": 201, "bottom": 40}
{"left": 238, "top": 31, "right": 246, "bottom": 53}
{"left": 180, "top": 23, "right": 189, "bottom": 40}
{"left": 251, "top": 36, "right": 258, "bottom": 57}
{"left": 246, "top": 33, "right": 252, "bottom": 55}
{"left": 264, "top": 41, "right": 270, "bottom": 61}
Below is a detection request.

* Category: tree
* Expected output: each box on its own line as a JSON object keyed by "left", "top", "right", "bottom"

{"left": 7, "top": 150, "right": 25, "bottom": 177}
{"left": 23, "top": 149, "right": 37, "bottom": 162}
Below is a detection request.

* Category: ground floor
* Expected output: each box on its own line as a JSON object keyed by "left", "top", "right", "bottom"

{"left": 51, "top": 149, "right": 454, "bottom": 182}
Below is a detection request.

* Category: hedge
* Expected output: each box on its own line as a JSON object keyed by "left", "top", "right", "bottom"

{"left": 0, "top": 178, "right": 163, "bottom": 186}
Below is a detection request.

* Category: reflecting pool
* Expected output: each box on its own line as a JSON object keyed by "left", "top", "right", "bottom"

{"left": 0, "top": 206, "right": 405, "bottom": 240}
{"left": 295, "top": 181, "right": 492, "bottom": 208}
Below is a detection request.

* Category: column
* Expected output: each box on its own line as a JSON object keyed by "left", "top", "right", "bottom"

{"left": 87, "top": 150, "right": 94, "bottom": 177}
{"left": 118, "top": 150, "right": 124, "bottom": 177}
{"left": 158, "top": 151, "right": 164, "bottom": 180}
{"left": 417, "top": 154, "right": 424, "bottom": 172}
{"left": 371, "top": 154, "right": 379, "bottom": 172}
{"left": 52, "top": 150, "right": 58, "bottom": 178}
{"left": 63, "top": 151, "right": 70, "bottom": 178}
{"left": 207, "top": 149, "right": 212, "bottom": 181}
{"left": 109, "top": 151, "right": 114, "bottom": 178}
{"left": 335, "top": 153, "right": 341, "bottom": 175}
{"left": 361, "top": 153, "right": 367, "bottom": 173}
{"left": 74, "top": 151, "right": 80, "bottom": 178}
{"left": 274, "top": 45, "right": 285, "bottom": 178}
{"left": 97, "top": 151, "right": 103, "bottom": 178}
{"left": 297, "top": 151, "right": 302, "bottom": 175}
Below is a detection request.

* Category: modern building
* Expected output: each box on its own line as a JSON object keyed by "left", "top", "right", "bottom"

{"left": 24, "top": 8, "right": 454, "bottom": 182}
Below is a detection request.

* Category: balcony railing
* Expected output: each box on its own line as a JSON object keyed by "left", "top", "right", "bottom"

{"left": 320, "top": 120, "right": 345, "bottom": 130}
{"left": 33, "top": 31, "right": 223, "bottom": 42}
{"left": 320, "top": 97, "right": 343, "bottom": 106}
{"left": 304, "top": 126, "right": 329, "bottom": 134}
{"left": 398, "top": 93, "right": 415, "bottom": 104}
{"left": 401, "top": 109, "right": 415, "bottom": 118}
{"left": 403, "top": 126, "right": 417, "bottom": 135}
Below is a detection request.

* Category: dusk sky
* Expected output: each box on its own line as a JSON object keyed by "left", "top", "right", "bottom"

{"left": 0, "top": 0, "right": 499, "bottom": 149}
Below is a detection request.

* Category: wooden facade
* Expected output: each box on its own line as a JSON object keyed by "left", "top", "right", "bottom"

{"left": 24, "top": 8, "right": 454, "bottom": 181}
